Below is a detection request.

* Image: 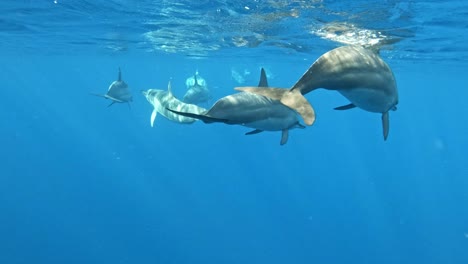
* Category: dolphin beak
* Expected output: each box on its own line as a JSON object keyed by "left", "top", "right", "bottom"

{"left": 141, "top": 90, "right": 148, "bottom": 96}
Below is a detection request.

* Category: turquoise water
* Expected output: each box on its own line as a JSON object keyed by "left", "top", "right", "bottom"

{"left": 1, "top": 1, "right": 467, "bottom": 264}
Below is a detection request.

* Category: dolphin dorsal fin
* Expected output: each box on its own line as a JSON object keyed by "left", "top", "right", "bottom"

{"left": 258, "top": 68, "right": 269, "bottom": 87}
{"left": 167, "top": 80, "right": 173, "bottom": 95}
{"left": 194, "top": 73, "right": 199, "bottom": 86}
{"left": 118, "top": 67, "right": 122, "bottom": 81}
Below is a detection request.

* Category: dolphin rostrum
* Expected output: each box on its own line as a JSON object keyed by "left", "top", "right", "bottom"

{"left": 91, "top": 67, "right": 133, "bottom": 107}
{"left": 236, "top": 45, "right": 398, "bottom": 140}
{"left": 142, "top": 81, "right": 207, "bottom": 127}
{"left": 167, "top": 68, "right": 311, "bottom": 145}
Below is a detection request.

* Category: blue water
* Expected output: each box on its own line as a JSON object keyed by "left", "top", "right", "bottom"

{"left": 1, "top": 1, "right": 468, "bottom": 264}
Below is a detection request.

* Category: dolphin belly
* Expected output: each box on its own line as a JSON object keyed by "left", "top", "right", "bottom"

{"left": 338, "top": 87, "right": 397, "bottom": 113}
{"left": 245, "top": 111, "right": 298, "bottom": 131}
{"left": 205, "top": 93, "right": 300, "bottom": 130}
{"left": 211, "top": 96, "right": 299, "bottom": 131}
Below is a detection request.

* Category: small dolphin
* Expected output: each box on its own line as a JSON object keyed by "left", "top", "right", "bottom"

{"left": 182, "top": 71, "right": 211, "bottom": 104}
{"left": 142, "top": 81, "right": 207, "bottom": 127}
{"left": 168, "top": 68, "right": 311, "bottom": 145}
{"left": 91, "top": 67, "right": 133, "bottom": 107}
{"left": 236, "top": 45, "right": 398, "bottom": 140}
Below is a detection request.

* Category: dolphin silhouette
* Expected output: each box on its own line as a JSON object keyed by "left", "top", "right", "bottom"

{"left": 168, "top": 68, "right": 311, "bottom": 145}
{"left": 236, "top": 45, "right": 398, "bottom": 140}
{"left": 183, "top": 71, "right": 211, "bottom": 104}
{"left": 142, "top": 81, "right": 207, "bottom": 127}
{"left": 91, "top": 67, "right": 133, "bottom": 107}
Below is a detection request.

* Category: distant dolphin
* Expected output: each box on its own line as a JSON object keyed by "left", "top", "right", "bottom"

{"left": 91, "top": 67, "right": 133, "bottom": 107}
{"left": 182, "top": 71, "right": 211, "bottom": 104}
{"left": 168, "top": 68, "right": 311, "bottom": 145}
{"left": 236, "top": 45, "right": 398, "bottom": 140}
{"left": 142, "top": 81, "right": 207, "bottom": 127}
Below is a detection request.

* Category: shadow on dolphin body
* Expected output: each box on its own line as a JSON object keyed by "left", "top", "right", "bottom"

{"left": 236, "top": 45, "right": 398, "bottom": 140}
{"left": 142, "top": 81, "right": 207, "bottom": 127}
{"left": 91, "top": 67, "right": 133, "bottom": 107}
{"left": 167, "top": 68, "right": 312, "bottom": 145}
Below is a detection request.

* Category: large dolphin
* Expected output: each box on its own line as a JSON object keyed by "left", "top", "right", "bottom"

{"left": 91, "top": 67, "right": 133, "bottom": 107}
{"left": 182, "top": 71, "right": 211, "bottom": 104}
{"left": 168, "top": 68, "right": 313, "bottom": 145}
{"left": 236, "top": 45, "right": 398, "bottom": 140}
{"left": 142, "top": 81, "right": 207, "bottom": 127}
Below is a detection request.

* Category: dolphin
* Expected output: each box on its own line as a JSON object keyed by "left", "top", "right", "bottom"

{"left": 167, "top": 68, "right": 311, "bottom": 145}
{"left": 182, "top": 71, "right": 211, "bottom": 104}
{"left": 236, "top": 45, "right": 398, "bottom": 140}
{"left": 142, "top": 81, "right": 207, "bottom": 127}
{"left": 91, "top": 67, "right": 133, "bottom": 107}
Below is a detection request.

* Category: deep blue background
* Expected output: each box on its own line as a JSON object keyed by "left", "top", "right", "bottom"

{"left": 1, "top": 50, "right": 468, "bottom": 263}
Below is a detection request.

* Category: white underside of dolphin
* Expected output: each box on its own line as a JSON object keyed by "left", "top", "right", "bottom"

{"left": 142, "top": 81, "right": 207, "bottom": 127}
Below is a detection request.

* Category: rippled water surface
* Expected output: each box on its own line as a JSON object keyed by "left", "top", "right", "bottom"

{"left": 1, "top": 1, "right": 468, "bottom": 264}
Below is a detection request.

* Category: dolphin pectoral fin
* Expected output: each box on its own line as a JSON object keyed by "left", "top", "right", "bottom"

{"left": 334, "top": 103, "right": 356, "bottom": 110}
{"left": 151, "top": 109, "right": 157, "bottom": 127}
{"left": 280, "top": 89, "right": 315, "bottom": 126}
{"left": 382, "top": 112, "right": 389, "bottom": 141}
{"left": 245, "top": 129, "right": 263, "bottom": 135}
{"left": 107, "top": 101, "right": 116, "bottom": 107}
{"left": 166, "top": 108, "right": 229, "bottom": 124}
{"left": 90, "top": 93, "right": 107, "bottom": 98}
{"left": 296, "top": 123, "right": 306, "bottom": 129}
{"left": 280, "top": 129, "right": 289, "bottom": 145}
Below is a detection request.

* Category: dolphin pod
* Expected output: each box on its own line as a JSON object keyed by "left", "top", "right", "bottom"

{"left": 97, "top": 45, "right": 398, "bottom": 144}
{"left": 236, "top": 45, "right": 398, "bottom": 140}
{"left": 167, "top": 68, "right": 309, "bottom": 145}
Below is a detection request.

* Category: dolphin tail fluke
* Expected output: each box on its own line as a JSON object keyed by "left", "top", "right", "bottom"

{"left": 258, "top": 68, "right": 269, "bottom": 87}
{"left": 235, "top": 87, "right": 315, "bottom": 126}
{"left": 245, "top": 129, "right": 263, "bottom": 135}
{"left": 334, "top": 103, "right": 356, "bottom": 110}
{"left": 280, "top": 129, "right": 289, "bottom": 145}
{"left": 166, "top": 108, "right": 229, "bottom": 124}
{"left": 382, "top": 111, "right": 389, "bottom": 141}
